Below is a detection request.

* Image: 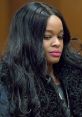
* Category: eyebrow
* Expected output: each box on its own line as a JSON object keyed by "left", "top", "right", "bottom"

{"left": 45, "top": 29, "right": 64, "bottom": 34}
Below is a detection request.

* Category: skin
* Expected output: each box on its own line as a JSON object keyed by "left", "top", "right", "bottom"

{"left": 43, "top": 15, "right": 64, "bottom": 83}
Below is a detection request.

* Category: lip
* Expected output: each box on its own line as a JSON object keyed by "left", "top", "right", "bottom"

{"left": 49, "top": 51, "right": 62, "bottom": 57}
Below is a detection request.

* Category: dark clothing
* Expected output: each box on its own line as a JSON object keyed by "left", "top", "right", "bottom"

{"left": 0, "top": 62, "right": 82, "bottom": 117}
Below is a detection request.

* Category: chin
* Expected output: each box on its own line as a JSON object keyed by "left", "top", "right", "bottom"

{"left": 48, "top": 58, "right": 60, "bottom": 64}
{"left": 52, "top": 60, "right": 60, "bottom": 64}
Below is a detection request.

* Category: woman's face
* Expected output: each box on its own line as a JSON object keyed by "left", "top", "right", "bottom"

{"left": 43, "top": 15, "right": 64, "bottom": 65}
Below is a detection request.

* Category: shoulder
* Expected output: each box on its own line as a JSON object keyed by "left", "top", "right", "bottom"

{"left": 55, "top": 59, "right": 82, "bottom": 83}
{"left": 0, "top": 61, "right": 15, "bottom": 116}
{"left": 0, "top": 83, "right": 10, "bottom": 116}
{"left": 59, "top": 60, "right": 82, "bottom": 88}
{"left": 0, "top": 61, "right": 10, "bottom": 84}
{"left": 60, "top": 60, "right": 82, "bottom": 76}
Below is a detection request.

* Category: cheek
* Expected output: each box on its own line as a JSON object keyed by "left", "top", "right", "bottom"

{"left": 61, "top": 41, "right": 64, "bottom": 50}
{"left": 43, "top": 40, "right": 49, "bottom": 52}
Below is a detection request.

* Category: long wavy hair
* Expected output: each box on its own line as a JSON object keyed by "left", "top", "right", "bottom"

{"left": 1, "top": 2, "right": 82, "bottom": 116}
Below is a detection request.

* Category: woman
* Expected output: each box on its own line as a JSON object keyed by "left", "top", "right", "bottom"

{"left": 0, "top": 2, "right": 82, "bottom": 117}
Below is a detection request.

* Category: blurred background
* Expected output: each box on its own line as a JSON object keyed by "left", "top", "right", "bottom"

{"left": 0, "top": 0, "right": 82, "bottom": 55}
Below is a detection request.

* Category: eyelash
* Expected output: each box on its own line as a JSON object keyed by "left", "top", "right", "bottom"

{"left": 44, "top": 35, "right": 64, "bottom": 40}
{"left": 58, "top": 35, "right": 64, "bottom": 40}
{"left": 44, "top": 35, "right": 52, "bottom": 39}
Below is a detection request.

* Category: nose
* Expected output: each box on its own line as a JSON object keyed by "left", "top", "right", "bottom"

{"left": 51, "top": 36, "right": 60, "bottom": 47}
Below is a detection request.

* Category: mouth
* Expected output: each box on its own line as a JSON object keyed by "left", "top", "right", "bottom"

{"left": 49, "top": 51, "right": 62, "bottom": 57}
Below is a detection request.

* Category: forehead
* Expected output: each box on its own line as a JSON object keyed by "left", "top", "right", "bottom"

{"left": 46, "top": 15, "right": 63, "bottom": 33}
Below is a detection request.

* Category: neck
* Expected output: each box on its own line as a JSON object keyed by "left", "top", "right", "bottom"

{"left": 47, "top": 63, "right": 54, "bottom": 77}
{"left": 47, "top": 63, "right": 60, "bottom": 85}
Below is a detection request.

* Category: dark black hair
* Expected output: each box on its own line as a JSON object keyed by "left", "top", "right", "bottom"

{"left": 0, "top": 2, "right": 82, "bottom": 116}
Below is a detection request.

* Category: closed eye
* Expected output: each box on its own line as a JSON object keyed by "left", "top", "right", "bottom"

{"left": 44, "top": 35, "right": 52, "bottom": 40}
{"left": 58, "top": 35, "right": 64, "bottom": 40}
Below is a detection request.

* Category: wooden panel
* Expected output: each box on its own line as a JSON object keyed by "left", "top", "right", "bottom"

{"left": 56, "top": 0, "right": 82, "bottom": 41}
{"left": 0, "top": 0, "right": 10, "bottom": 55}
{"left": 0, "top": 0, "right": 27, "bottom": 55}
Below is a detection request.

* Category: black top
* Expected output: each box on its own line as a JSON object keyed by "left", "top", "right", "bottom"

{"left": 0, "top": 62, "right": 82, "bottom": 117}
{"left": 40, "top": 76, "right": 73, "bottom": 117}
{"left": 50, "top": 78, "right": 72, "bottom": 117}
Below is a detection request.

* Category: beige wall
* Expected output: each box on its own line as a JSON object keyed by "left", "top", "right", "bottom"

{"left": 0, "top": 0, "right": 82, "bottom": 55}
